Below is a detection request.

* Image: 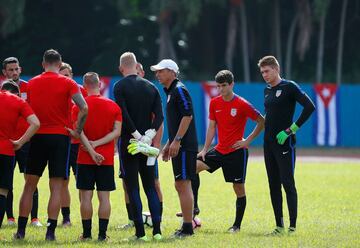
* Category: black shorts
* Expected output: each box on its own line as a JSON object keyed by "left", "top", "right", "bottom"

{"left": 198, "top": 148, "right": 249, "bottom": 183}
{"left": 0, "top": 154, "right": 16, "bottom": 190}
{"left": 171, "top": 150, "right": 196, "bottom": 181}
{"left": 15, "top": 142, "right": 30, "bottom": 173}
{"left": 68, "top": 143, "right": 79, "bottom": 176}
{"left": 76, "top": 164, "right": 116, "bottom": 191}
{"left": 26, "top": 134, "right": 71, "bottom": 178}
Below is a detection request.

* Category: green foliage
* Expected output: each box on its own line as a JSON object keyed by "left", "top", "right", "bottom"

{"left": 0, "top": 0, "right": 26, "bottom": 38}
{"left": 1, "top": 159, "right": 359, "bottom": 247}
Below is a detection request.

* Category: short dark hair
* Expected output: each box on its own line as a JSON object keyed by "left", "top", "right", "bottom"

{"left": 215, "top": 70, "right": 234, "bottom": 84}
{"left": 2, "top": 57, "right": 19, "bottom": 69}
{"left": 43, "top": 49, "right": 62, "bottom": 64}
{"left": 1, "top": 79, "right": 20, "bottom": 95}
{"left": 60, "top": 62, "right": 72, "bottom": 72}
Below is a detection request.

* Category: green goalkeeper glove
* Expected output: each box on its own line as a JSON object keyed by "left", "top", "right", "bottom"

{"left": 127, "top": 139, "right": 159, "bottom": 157}
{"left": 276, "top": 123, "right": 299, "bottom": 145}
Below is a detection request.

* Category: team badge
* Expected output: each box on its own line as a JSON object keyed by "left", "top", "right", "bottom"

{"left": 230, "top": 108, "right": 237, "bottom": 117}
{"left": 167, "top": 95, "right": 171, "bottom": 103}
{"left": 21, "top": 92, "right": 27, "bottom": 100}
{"left": 276, "top": 90, "right": 282, "bottom": 97}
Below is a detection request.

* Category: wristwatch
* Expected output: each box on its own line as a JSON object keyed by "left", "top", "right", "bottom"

{"left": 174, "top": 136, "right": 182, "bottom": 142}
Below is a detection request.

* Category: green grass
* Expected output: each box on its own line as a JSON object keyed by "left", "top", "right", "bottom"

{"left": 1, "top": 158, "right": 360, "bottom": 247}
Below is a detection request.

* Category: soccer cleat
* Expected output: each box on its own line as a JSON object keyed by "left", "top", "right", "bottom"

{"left": 227, "top": 226, "right": 240, "bottom": 233}
{"left": 78, "top": 234, "right": 92, "bottom": 241}
{"left": 98, "top": 235, "right": 109, "bottom": 242}
{"left": 288, "top": 227, "right": 296, "bottom": 234}
{"left": 265, "top": 226, "right": 285, "bottom": 236}
{"left": 62, "top": 220, "right": 71, "bottom": 227}
{"left": 45, "top": 232, "right": 56, "bottom": 241}
{"left": 171, "top": 229, "right": 194, "bottom": 238}
{"left": 153, "top": 233, "right": 162, "bottom": 241}
{"left": 117, "top": 221, "right": 134, "bottom": 230}
{"left": 125, "top": 235, "right": 149, "bottom": 242}
{"left": 30, "top": 218, "right": 43, "bottom": 227}
{"left": 13, "top": 232, "right": 25, "bottom": 240}
{"left": 7, "top": 217, "right": 16, "bottom": 226}
{"left": 176, "top": 207, "right": 200, "bottom": 217}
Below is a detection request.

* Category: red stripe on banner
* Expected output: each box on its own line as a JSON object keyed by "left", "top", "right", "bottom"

{"left": 314, "top": 83, "right": 338, "bottom": 108}
{"left": 99, "top": 76, "right": 111, "bottom": 95}
{"left": 201, "top": 81, "right": 219, "bottom": 98}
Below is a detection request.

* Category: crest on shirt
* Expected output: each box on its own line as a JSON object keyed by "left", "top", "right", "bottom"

{"left": 167, "top": 95, "right": 171, "bottom": 103}
{"left": 21, "top": 92, "right": 27, "bottom": 100}
{"left": 230, "top": 108, "right": 237, "bottom": 117}
{"left": 276, "top": 90, "right": 282, "bottom": 97}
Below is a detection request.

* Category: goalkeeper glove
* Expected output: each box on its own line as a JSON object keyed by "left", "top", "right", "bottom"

{"left": 276, "top": 123, "right": 299, "bottom": 145}
{"left": 131, "top": 130, "right": 142, "bottom": 140}
{"left": 127, "top": 139, "right": 159, "bottom": 157}
{"left": 140, "top": 129, "right": 156, "bottom": 145}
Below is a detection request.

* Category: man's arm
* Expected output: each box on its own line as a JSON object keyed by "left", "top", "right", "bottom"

{"left": 12, "top": 114, "right": 40, "bottom": 150}
{"left": 198, "top": 120, "right": 217, "bottom": 160}
{"left": 72, "top": 93, "right": 88, "bottom": 138}
{"left": 168, "top": 115, "right": 193, "bottom": 158}
{"left": 232, "top": 114, "right": 265, "bottom": 149}
{"left": 79, "top": 132, "right": 104, "bottom": 165}
{"left": 90, "top": 121, "right": 122, "bottom": 148}
{"left": 152, "top": 123, "right": 164, "bottom": 149}
{"left": 294, "top": 93, "right": 316, "bottom": 128}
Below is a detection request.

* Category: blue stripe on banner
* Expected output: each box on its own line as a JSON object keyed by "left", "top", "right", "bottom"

{"left": 289, "top": 137, "right": 295, "bottom": 175}
{"left": 243, "top": 149, "right": 247, "bottom": 180}
{"left": 336, "top": 92, "right": 341, "bottom": 145}
{"left": 181, "top": 152, "right": 186, "bottom": 179}
{"left": 177, "top": 87, "right": 189, "bottom": 110}
{"left": 324, "top": 104, "right": 329, "bottom": 146}
{"left": 65, "top": 140, "right": 71, "bottom": 178}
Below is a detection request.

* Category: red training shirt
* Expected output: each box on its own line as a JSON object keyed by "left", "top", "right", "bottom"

{"left": 0, "top": 91, "right": 34, "bottom": 156}
{"left": 27, "top": 72, "right": 80, "bottom": 135}
{"left": 209, "top": 94, "right": 260, "bottom": 154}
{"left": 74, "top": 95, "right": 122, "bottom": 166}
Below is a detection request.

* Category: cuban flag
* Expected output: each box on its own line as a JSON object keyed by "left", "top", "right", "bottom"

{"left": 201, "top": 81, "right": 219, "bottom": 143}
{"left": 99, "top": 76, "right": 111, "bottom": 98}
{"left": 313, "top": 83, "right": 340, "bottom": 146}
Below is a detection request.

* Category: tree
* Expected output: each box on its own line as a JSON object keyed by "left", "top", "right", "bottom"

{"left": 295, "top": 0, "right": 312, "bottom": 61}
{"left": 0, "top": 0, "right": 26, "bottom": 38}
{"left": 239, "top": 0, "right": 250, "bottom": 82}
{"left": 336, "top": 0, "right": 348, "bottom": 85}
{"left": 224, "top": 0, "right": 240, "bottom": 71}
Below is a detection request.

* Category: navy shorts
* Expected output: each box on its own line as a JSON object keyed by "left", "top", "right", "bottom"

{"left": 76, "top": 164, "right": 116, "bottom": 191}
{"left": 15, "top": 142, "right": 30, "bottom": 173}
{"left": 0, "top": 154, "right": 16, "bottom": 190}
{"left": 171, "top": 150, "right": 196, "bottom": 181}
{"left": 26, "top": 134, "right": 71, "bottom": 178}
{"left": 198, "top": 148, "right": 248, "bottom": 183}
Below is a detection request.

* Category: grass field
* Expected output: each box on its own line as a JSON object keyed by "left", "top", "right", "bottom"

{"left": 1, "top": 156, "right": 359, "bottom": 247}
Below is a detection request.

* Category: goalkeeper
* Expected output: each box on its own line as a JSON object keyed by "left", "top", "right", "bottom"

{"left": 113, "top": 52, "right": 164, "bottom": 241}
{"left": 258, "top": 56, "right": 315, "bottom": 235}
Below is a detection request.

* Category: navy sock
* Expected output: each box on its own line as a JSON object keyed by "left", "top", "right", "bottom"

{"left": 5, "top": 190, "right": 13, "bottom": 219}
{"left": 61, "top": 207, "right": 70, "bottom": 222}
{"left": 31, "top": 188, "right": 39, "bottom": 219}
{"left": 98, "top": 218, "right": 109, "bottom": 239}
{"left": 233, "top": 196, "right": 246, "bottom": 228}
{"left": 0, "top": 195, "right": 6, "bottom": 227}
{"left": 82, "top": 219, "right": 92, "bottom": 238}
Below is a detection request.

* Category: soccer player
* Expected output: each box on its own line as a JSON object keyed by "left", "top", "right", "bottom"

{"left": 151, "top": 59, "right": 198, "bottom": 237}
{"left": 113, "top": 52, "right": 163, "bottom": 241}
{"left": 118, "top": 61, "right": 164, "bottom": 230}
{"left": 70, "top": 72, "right": 121, "bottom": 241}
{"left": 14, "top": 49, "right": 88, "bottom": 241}
{"left": 196, "top": 70, "right": 265, "bottom": 233}
{"left": 258, "top": 55, "right": 315, "bottom": 234}
{"left": 0, "top": 80, "right": 40, "bottom": 228}
{"left": 58, "top": 62, "right": 87, "bottom": 227}
{"left": 2, "top": 57, "right": 42, "bottom": 227}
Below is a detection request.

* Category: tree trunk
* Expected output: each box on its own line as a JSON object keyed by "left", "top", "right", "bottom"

{"left": 225, "top": 5, "right": 238, "bottom": 71}
{"left": 316, "top": 10, "right": 327, "bottom": 83}
{"left": 285, "top": 14, "right": 298, "bottom": 79}
{"left": 158, "top": 11, "right": 177, "bottom": 61}
{"left": 239, "top": 1, "right": 250, "bottom": 82}
{"left": 336, "top": 0, "right": 348, "bottom": 85}
{"left": 274, "top": 0, "right": 282, "bottom": 69}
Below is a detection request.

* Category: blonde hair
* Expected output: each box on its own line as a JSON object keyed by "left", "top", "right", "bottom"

{"left": 119, "top": 52, "right": 137, "bottom": 68}
{"left": 257, "top": 55, "right": 279, "bottom": 68}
